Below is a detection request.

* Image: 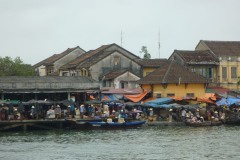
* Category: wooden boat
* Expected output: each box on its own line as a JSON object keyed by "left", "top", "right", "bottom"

{"left": 88, "top": 120, "right": 147, "bottom": 129}
{"left": 225, "top": 111, "right": 240, "bottom": 125}
{"left": 185, "top": 121, "right": 222, "bottom": 127}
{"left": 66, "top": 119, "right": 102, "bottom": 129}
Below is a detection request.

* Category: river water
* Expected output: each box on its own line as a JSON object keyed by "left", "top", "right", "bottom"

{"left": 0, "top": 125, "right": 240, "bottom": 160}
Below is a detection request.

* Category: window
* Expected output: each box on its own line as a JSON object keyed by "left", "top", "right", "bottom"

{"left": 114, "top": 56, "right": 120, "bottom": 65}
{"left": 222, "top": 67, "right": 227, "bottom": 79}
{"left": 208, "top": 68, "right": 212, "bottom": 78}
{"left": 202, "top": 68, "right": 207, "bottom": 77}
{"left": 231, "top": 67, "right": 237, "bottom": 78}
{"left": 167, "top": 93, "right": 175, "bottom": 97}
{"left": 199, "top": 68, "right": 203, "bottom": 76}
{"left": 71, "top": 73, "right": 76, "bottom": 76}
{"left": 186, "top": 93, "right": 194, "bottom": 98}
{"left": 62, "top": 72, "right": 68, "bottom": 76}
{"left": 191, "top": 68, "right": 196, "bottom": 72}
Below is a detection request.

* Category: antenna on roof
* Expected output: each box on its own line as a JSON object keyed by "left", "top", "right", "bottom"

{"left": 158, "top": 28, "right": 161, "bottom": 58}
{"left": 121, "top": 30, "right": 123, "bottom": 47}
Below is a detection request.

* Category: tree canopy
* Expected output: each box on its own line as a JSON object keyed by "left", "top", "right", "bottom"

{"left": 140, "top": 46, "right": 151, "bottom": 59}
{"left": 0, "top": 56, "right": 35, "bottom": 76}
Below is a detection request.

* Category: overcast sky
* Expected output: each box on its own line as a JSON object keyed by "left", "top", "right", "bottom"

{"left": 0, "top": 0, "right": 239, "bottom": 65}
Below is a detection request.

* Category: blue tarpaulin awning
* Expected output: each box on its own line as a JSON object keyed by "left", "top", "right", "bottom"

{"left": 216, "top": 97, "right": 240, "bottom": 106}
{"left": 145, "top": 98, "right": 173, "bottom": 108}
{"left": 101, "top": 94, "right": 119, "bottom": 101}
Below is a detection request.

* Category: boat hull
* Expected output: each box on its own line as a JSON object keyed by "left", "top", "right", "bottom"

{"left": 88, "top": 120, "right": 147, "bottom": 129}
{"left": 185, "top": 121, "right": 222, "bottom": 127}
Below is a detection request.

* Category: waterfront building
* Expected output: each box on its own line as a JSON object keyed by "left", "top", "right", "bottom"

{"left": 0, "top": 76, "right": 100, "bottom": 102}
{"left": 138, "top": 60, "right": 209, "bottom": 99}
{"left": 168, "top": 50, "right": 219, "bottom": 84}
{"left": 33, "top": 46, "right": 86, "bottom": 76}
{"left": 59, "top": 43, "right": 142, "bottom": 89}
{"left": 195, "top": 40, "right": 240, "bottom": 90}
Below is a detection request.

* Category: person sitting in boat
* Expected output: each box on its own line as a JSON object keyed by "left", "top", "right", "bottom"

{"left": 46, "top": 106, "right": 55, "bottom": 119}
{"left": 213, "top": 111, "right": 219, "bottom": 121}
{"left": 200, "top": 116, "right": 204, "bottom": 122}
{"left": 220, "top": 111, "right": 226, "bottom": 123}
{"left": 195, "top": 108, "right": 200, "bottom": 120}
{"left": 168, "top": 109, "right": 173, "bottom": 122}
{"left": 55, "top": 105, "right": 61, "bottom": 119}
{"left": 135, "top": 113, "right": 141, "bottom": 120}
{"left": 110, "top": 109, "right": 116, "bottom": 118}
{"left": 190, "top": 116, "right": 198, "bottom": 123}
{"left": 185, "top": 111, "right": 192, "bottom": 122}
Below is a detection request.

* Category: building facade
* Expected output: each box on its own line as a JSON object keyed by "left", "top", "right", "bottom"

{"left": 137, "top": 59, "right": 168, "bottom": 77}
{"left": 196, "top": 40, "right": 240, "bottom": 90}
{"left": 33, "top": 46, "right": 86, "bottom": 76}
{"left": 169, "top": 50, "right": 219, "bottom": 84}
{"left": 59, "top": 44, "right": 142, "bottom": 88}
{"left": 138, "top": 61, "right": 209, "bottom": 98}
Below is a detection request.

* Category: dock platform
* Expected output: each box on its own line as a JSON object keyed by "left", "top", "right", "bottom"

{"left": 0, "top": 119, "right": 67, "bottom": 131}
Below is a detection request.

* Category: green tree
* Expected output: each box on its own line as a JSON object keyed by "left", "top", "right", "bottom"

{"left": 140, "top": 46, "right": 151, "bottom": 59}
{"left": 0, "top": 56, "right": 35, "bottom": 76}
{"left": 238, "top": 76, "right": 240, "bottom": 85}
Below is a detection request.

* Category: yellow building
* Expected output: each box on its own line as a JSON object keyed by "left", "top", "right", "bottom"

{"left": 137, "top": 59, "right": 168, "bottom": 77}
{"left": 196, "top": 40, "right": 240, "bottom": 90}
{"left": 138, "top": 61, "right": 209, "bottom": 98}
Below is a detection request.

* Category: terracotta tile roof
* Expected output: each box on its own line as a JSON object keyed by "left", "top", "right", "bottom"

{"left": 138, "top": 60, "right": 209, "bottom": 84}
{"left": 103, "top": 70, "right": 128, "bottom": 80}
{"left": 33, "top": 46, "right": 83, "bottom": 68}
{"left": 60, "top": 44, "right": 113, "bottom": 69}
{"left": 200, "top": 40, "right": 240, "bottom": 57}
{"left": 173, "top": 50, "right": 219, "bottom": 65}
{"left": 137, "top": 58, "right": 168, "bottom": 67}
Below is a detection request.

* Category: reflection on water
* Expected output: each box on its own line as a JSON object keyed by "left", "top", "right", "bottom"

{"left": 0, "top": 126, "right": 240, "bottom": 160}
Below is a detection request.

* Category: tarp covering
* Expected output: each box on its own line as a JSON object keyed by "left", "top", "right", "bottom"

{"left": 145, "top": 97, "right": 173, "bottom": 107}
{"left": 216, "top": 97, "right": 240, "bottom": 106}
{"left": 124, "top": 90, "right": 149, "bottom": 103}
{"left": 150, "top": 103, "right": 180, "bottom": 109}
{"left": 101, "top": 94, "right": 118, "bottom": 101}
{"left": 197, "top": 93, "right": 217, "bottom": 104}
{"left": 90, "top": 95, "right": 95, "bottom": 100}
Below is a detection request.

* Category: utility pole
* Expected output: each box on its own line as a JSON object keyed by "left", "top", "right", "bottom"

{"left": 158, "top": 29, "right": 161, "bottom": 58}
{"left": 121, "top": 30, "right": 123, "bottom": 47}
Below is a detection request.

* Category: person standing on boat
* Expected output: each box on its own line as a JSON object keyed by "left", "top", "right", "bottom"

{"left": 181, "top": 107, "right": 186, "bottom": 122}
{"left": 168, "top": 109, "right": 173, "bottom": 122}
{"left": 30, "top": 106, "right": 37, "bottom": 119}
{"left": 80, "top": 104, "right": 85, "bottom": 119}
{"left": 195, "top": 108, "right": 200, "bottom": 120}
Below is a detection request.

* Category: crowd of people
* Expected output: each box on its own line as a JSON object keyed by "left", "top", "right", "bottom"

{"left": 0, "top": 102, "right": 145, "bottom": 121}
{"left": 1, "top": 101, "right": 239, "bottom": 123}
